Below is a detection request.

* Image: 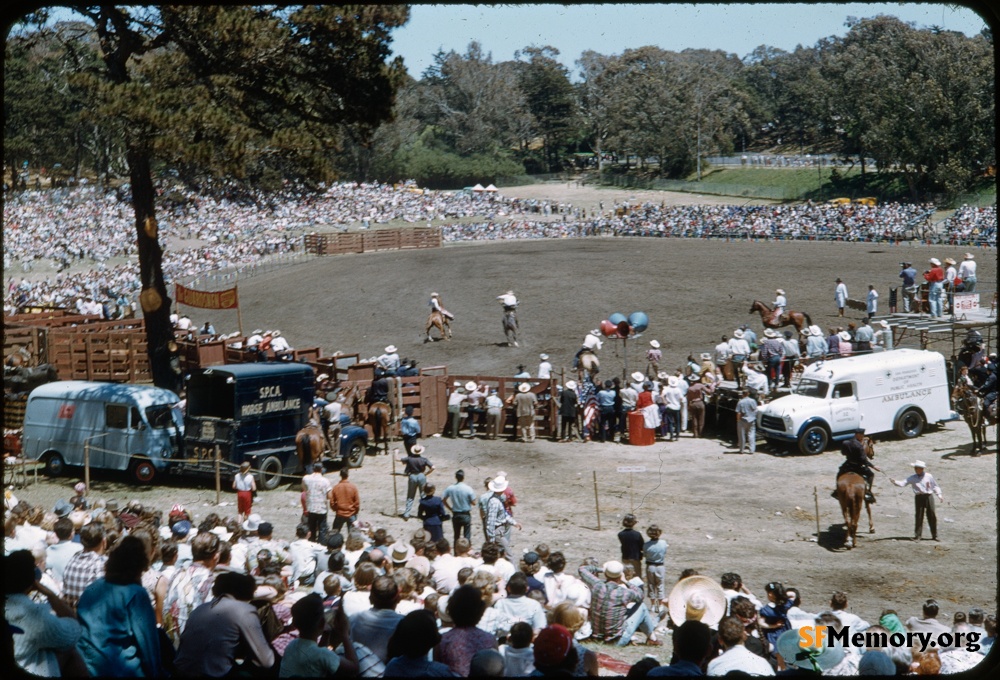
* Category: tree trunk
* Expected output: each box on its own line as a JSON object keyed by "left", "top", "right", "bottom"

{"left": 128, "top": 147, "right": 180, "bottom": 393}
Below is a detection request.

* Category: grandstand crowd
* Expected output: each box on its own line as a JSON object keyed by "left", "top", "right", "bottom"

{"left": 3, "top": 182, "right": 996, "bottom": 315}
{"left": 4, "top": 485, "right": 995, "bottom": 677}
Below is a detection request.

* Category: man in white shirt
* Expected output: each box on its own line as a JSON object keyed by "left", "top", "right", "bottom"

{"left": 45, "top": 515, "right": 82, "bottom": 587}
{"left": 828, "top": 591, "right": 870, "bottom": 631}
{"left": 728, "top": 331, "right": 751, "bottom": 388}
{"left": 713, "top": 336, "right": 731, "bottom": 380}
{"left": 377, "top": 345, "right": 401, "bottom": 374}
{"left": 707, "top": 616, "right": 775, "bottom": 676}
{"left": 537, "top": 353, "right": 553, "bottom": 380}
{"left": 269, "top": 330, "right": 291, "bottom": 358}
{"left": 890, "top": 460, "right": 944, "bottom": 541}
{"left": 431, "top": 540, "right": 462, "bottom": 594}
{"left": 493, "top": 573, "right": 547, "bottom": 633}
{"left": 957, "top": 252, "right": 977, "bottom": 292}
{"left": 289, "top": 523, "right": 328, "bottom": 587}
{"left": 301, "top": 463, "right": 333, "bottom": 544}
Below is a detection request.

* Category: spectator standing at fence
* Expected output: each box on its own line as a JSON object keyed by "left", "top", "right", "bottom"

{"left": 944, "top": 258, "right": 958, "bottom": 311}
{"left": 713, "top": 336, "right": 731, "bottom": 380}
{"left": 443, "top": 469, "right": 477, "bottom": 544}
{"left": 330, "top": 468, "right": 360, "bottom": 535}
{"left": 270, "top": 330, "right": 292, "bottom": 359}
{"left": 924, "top": 258, "right": 945, "bottom": 318}
{"left": 399, "top": 445, "right": 434, "bottom": 520}
{"left": 538, "top": 353, "right": 553, "bottom": 379}
{"left": 854, "top": 319, "right": 875, "bottom": 354}
{"left": 958, "top": 253, "right": 977, "bottom": 292}
{"left": 899, "top": 262, "right": 918, "bottom": 312}
{"left": 302, "top": 463, "right": 333, "bottom": 544}
{"left": 735, "top": 390, "right": 758, "bottom": 455}
{"left": 485, "top": 388, "right": 505, "bottom": 440}
{"left": 780, "top": 331, "right": 800, "bottom": 387}
{"left": 834, "top": 278, "right": 848, "bottom": 317}
{"left": 400, "top": 405, "right": 421, "bottom": 454}
{"left": 514, "top": 382, "right": 538, "bottom": 443}
{"left": 559, "top": 380, "right": 580, "bottom": 442}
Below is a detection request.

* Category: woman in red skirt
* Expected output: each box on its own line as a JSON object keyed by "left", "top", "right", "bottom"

{"left": 232, "top": 461, "right": 257, "bottom": 522}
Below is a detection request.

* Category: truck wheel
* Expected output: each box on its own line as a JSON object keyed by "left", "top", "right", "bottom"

{"left": 346, "top": 441, "right": 365, "bottom": 469}
{"left": 798, "top": 424, "right": 829, "bottom": 455}
{"left": 895, "top": 409, "right": 925, "bottom": 439}
{"left": 130, "top": 458, "right": 157, "bottom": 485}
{"left": 259, "top": 455, "right": 284, "bottom": 490}
{"left": 44, "top": 452, "right": 65, "bottom": 477}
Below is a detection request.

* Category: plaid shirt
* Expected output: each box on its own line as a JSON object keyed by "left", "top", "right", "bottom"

{"left": 60, "top": 550, "right": 106, "bottom": 611}
{"left": 578, "top": 564, "right": 643, "bottom": 641}
{"left": 163, "top": 563, "right": 216, "bottom": 646}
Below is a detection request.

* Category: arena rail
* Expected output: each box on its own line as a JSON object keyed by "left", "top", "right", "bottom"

{"left": 303, "top": 227, "right": 442, "bottom": 256}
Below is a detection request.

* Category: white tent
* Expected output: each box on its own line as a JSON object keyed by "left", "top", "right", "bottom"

{"left": 484, "top": 184, "right": 498, "bottom": 192}
{"left": 471, "top": 183, "right": 485, "bottom": 192}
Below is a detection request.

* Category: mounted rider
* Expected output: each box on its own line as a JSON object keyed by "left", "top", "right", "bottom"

{"left": 429, "top": 292, "right": 455, "bottom": 320}
{"left": 833, "top": 428, "right": 880, "bottom": 503}
{"left": 366, "top": 367, "right": 391, "bottom": 409}
{"left": 377, "top": 345, "right": 401, "bottom": 376}
{"left": 497, "top": 290, "right": 518, "bottom": 313}
{"left": 498, "top": 290, "right": 519, "bottom": 347}
{"left": 772, "top": 289, "right": 787, "bottom": 325}
{"left": 573, "top": 329, "right": 603, "bottom": 372}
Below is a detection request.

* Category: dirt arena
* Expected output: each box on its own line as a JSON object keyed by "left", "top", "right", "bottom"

{"left": 12, "top": 184, "right": 998, "bottom": 668}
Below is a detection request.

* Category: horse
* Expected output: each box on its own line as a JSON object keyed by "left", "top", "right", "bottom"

{"left": 295, "top": 422, "right": 327, "bottom": 474}
{"left": 366, "top": 401, "right": 391, "bottom": 455}
{"left": 835, "top": 436, "right": 875, "bottom": 549}
{"left": 425, "top": 309, "right": 452, "bottom": 342}
{"left": 749, "top": 300, "right": 812, "bottom": 334}
{"left": 502, "top": 309, "right": 518, "bottom": 347}
{"left": 952, "top": 383, "right": 992, "bottom": 455}
{"left": 577, "top": 350, "right": 600, "bottom": 382}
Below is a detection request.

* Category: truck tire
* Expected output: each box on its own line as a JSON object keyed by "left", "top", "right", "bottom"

{"left": 895, "top": 409, "right": 925, "bottom": 439}
{"left": 129, "top": 457, "right": 158, "bottom": 485}
{"left": 798, "top": 424, "right": 830, "bottom": 455}
{"left": 43, "top": 451, "right": 65, "bottom": 477}
{"left": 259, "top": 455, "right": 284, "bottom": 490}
{"left": 346, "top": 441, "right": 365, "bottom": 469}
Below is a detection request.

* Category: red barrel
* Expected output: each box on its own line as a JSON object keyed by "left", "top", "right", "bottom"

{"left": 628, "top": 411, "right": 655, "bottom": 446}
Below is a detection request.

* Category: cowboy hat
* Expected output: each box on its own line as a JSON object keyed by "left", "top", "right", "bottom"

{"left": 776, "top": 288, "right": 785, "bottom": 295}
{"left": 588, "top": 328, "right": 601, "bottom": 337}
{"left": 667, "top": 575, "right": 727, "bottom": 627}
{"left": 929, "top": 258, "right": 941, "bottom": 266}
{"left": 210, "top": 525, "right": 233, "bottom": 542}
{"left": 564, "top": 380, "right": 577, "bottom": 391}
{"left": 911, "top": 460, "right": 927, "bottom": 468}
{"left": 776, "top": 629, "right": 845, "bottom": 671}
{"left": 944, "top": 257, "right": 956, "bottom": 265}
{"left": 838, "top": 331, "right": 852, "bottom": 341}
{"left": 430, "top": 292, "right": 439, "bottom": 297}
{"left": 465, "top": 381, "right": 478, "bottom": 392}
{"left": 808, "top": 325, "right": 822, "bottom": 336}
{"left": 539, "top": 353, "right": 549, "bottom": 360}
{"left": 488, "top": 476, "right": 509, "bottom": 493}
{"left": 733, "top": 329, "right": 744, "bottom": 339}
{"left": 667, "top": 376, "right": 680, "bottom": 387}
{"left": 879, "top": 320, "right": 891, "bottom": 329}
{"left": 657, "top": 371, "right": 669, "bottom": 380}
{"left": 411, "top": 444, "right": 426, "bottom": 455}
{"left": 964, "top": 253, "right": 974, "bottom": 259}
{"left": 242, "top": 513, "right": 263, "bottom": 532}
{"left": 503, "top": 290, "right": 514, "bottom": 296}
{"left": 603, "top": 560, "right": 624, "bottom": 579}
{"left": 317, "top": 373, "right": 329, "bottom": 381}
{"left": 391, "top": 543, "right": 414, "bottom": 563}
{"left": 251, "top": 329, "right": 263, "bottom": 336}
{"left": 385, "top": 345, "right": 397, "bottom": 353}
{"left": 649, "top": 339, "right": 660, "bottom": 349}
{"left": 700, "top": 352, "right": 712, "bottom": 361}
{"left": 631, "top": 371, "right": 645, "bottom": 383}
{"left": 763, "top": 328, "right": 779, "bottom": 338}
{"left": 53, "top": 499, "right": 73, "bottom": 518}
{"left": 517, "top": 382, "right": 531, "bottom": 393}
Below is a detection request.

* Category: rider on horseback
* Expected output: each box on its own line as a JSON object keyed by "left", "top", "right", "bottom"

{"left": 573, "top": 329, "right": 603, "bottom": 372}
{"left": 772, "top": 289, "right": 787, "bottom": 325}
{"left": 430, "top": 292, "right": 455, "bottom": 320}
{"left": 833, "top": 428, "right": 880, "bottom": 504}
{"left": 497, "top": 290, "right": 518, "bottom": 312}
{"left": 367, "top": 368, "right": 391, "bottom": 406}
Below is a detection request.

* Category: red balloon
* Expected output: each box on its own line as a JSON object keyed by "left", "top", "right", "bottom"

{"left": 600, "top": 319, "right": 617, "bottom": 337}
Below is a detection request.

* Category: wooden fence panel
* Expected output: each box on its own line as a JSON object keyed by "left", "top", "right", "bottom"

{"left": 3, "top": 326, "right": 46, "bottom": 366}
{"left": 301, "top": 227, "right": 442, "bottom": 257}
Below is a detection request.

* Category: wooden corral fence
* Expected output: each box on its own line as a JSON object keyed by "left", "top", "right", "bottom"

{"left": 174, "top": 334, "right": 325, "bottom": 373}
{"left": 340, "top": 371, "right": 558, "bottom": 439}
{"left": 303, "top": 227, "right": 442, "bottom": 256}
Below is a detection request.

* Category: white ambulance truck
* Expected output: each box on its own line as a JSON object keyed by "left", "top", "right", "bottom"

{"left": 757, "top": 349, "right": 958, "bottom": 454}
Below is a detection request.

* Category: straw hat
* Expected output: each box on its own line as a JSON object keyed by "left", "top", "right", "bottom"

{"left": 700, "top": 352, "right": 712, "bottom": 361}
{"left": 488, "top": 476, "right": 509, "bottom": 493}
{"left": 808, "top": 325, "right": 822, "bottom": 336}
{"left": 944, "top": 257, "right": 956, "bottom": 265}
{"left": 517, "top": 382, "right": 531, "bottom": 393}
{"left": 411, "top": 444, "right": 425, "bottom": 455}
{"left": 649, "top": 340, "right": 660, "bottom": 349}
{"left": 431, "top": 292, "right": 439, "bottom": 297}
{"left": 929, "top": 258, "right": 941, "bottom": 266}
{"left": 631, "top": 371, "right": 645, "bottom": 383}
{"left": 964, "top": 253, "right": 975, "bottom": 260}
{"left": 838, "top": 331, "right": 852, "bottom": 341}
{"left": 764, "top": 328, "right": 779, "bottom": 339}
{"left": 242, "top": 513, "right": 263, "bottom": 532}
{"left": 667, "top": 575, "right": 727, "bottom": 627}
{"left": 210, "top": 525, "right": 233, "bottom": 542}
{"left": 539, "top": 353, "right": 549, "bottom": 360}
{"left": 588, "top": 328, "right": 601, "bottom": 337}
{"left": 603, "top": 560, "right": 624, "bottom": 579}
{"left": 385, "top": 345, "right": 397, "bottom": 354}
{"left": 391, "top": 544, "right": 414, "bottom": 563}
{"left": 776, "top": 289, "right": 785, "bottom": 295}
{"left": 733, "top": 329, "right": 744, "bottom": 339}
{"left": 465, "top": 381, "right": 478, "bottom": 392}
{"left": 911, "top": 460, "right": 927, "bottom": 468}
{"left": 564, "top": 380, "right": 577, "bottom": 391}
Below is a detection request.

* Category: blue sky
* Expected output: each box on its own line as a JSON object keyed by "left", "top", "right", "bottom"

{"left": 390, "top": 3, "right": 991, "bottom": 78}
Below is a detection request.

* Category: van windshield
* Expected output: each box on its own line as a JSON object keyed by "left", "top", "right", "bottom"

{"left": 794, "top": 379, "right": 829, "bottom": 399}
{"left": 146, "top": 404, "right": 179, "bottom": 429}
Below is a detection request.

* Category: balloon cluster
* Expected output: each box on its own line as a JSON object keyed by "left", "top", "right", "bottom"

{"left": 600, "top": 311, "right": 649, "bottom": 338}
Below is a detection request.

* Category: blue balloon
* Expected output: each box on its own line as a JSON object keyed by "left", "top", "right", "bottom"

{"left": 628, "top": 311, "right": 649, "bottom": 333}
{"left": 609, "top": 312, "right": 627, "bottom": 326}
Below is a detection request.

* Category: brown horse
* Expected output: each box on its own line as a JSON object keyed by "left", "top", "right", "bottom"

{"left": 295, "top": 413, "right": 327, "bottom": 474}
{"left": 835, "top": 437, "right": 875, "bottom": 549}
{"left": 749, "top": 300, "right": 812, "bottom": 333}
{"left": 366, "top": 401, "right": 391, "bottom": 455}
{"left": 952, "top": 383, "right": 992, "bottom": 455}
{"left": 425, "top": 309, "right": 452, "bottom": 342}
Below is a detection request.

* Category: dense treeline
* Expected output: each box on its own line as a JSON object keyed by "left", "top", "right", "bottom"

{"left": 5, "top": 11, "right": 994, "bottom": 200}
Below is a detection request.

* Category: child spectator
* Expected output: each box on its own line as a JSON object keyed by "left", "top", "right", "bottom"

{"left": 500, "top": 621, "right": 535, "bottom": 676}
{"left": 618, "top": 514, "right": 643, "bottom": 576}
{"left": 643, "top": 524, "right": 668, "bottom": 614}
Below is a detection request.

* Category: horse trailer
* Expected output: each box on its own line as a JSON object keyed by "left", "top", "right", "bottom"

{"left": 757, "top": 349, "right": 958, "bottom": 454}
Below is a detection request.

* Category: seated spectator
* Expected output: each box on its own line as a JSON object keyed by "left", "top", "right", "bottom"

{"left": 649, "top": 620, "right": 715, "bottom": 676}
{"left": 550, "top": 601, "right": 599, "bottom": 677}
{"left": 4, "top": 549, "right": 85, "bottom": 677}
{"left": 493, "top": 572, "right": 547, "bottom": 633}
{"left": 773, "top": 627, "right": 844, "bottom": 676}
{"left": 384, "top": 609, "right": 456, "bottom": 677}
{"left": 707, "top": 616, "right": 775, "bottom": 676}
{"left": 280, "top": 592, "right": 358, "bottom": 677}
{"left": 828, "top": 590, "right": 870, "bottom": 631}
{"left": 435, "top": 584, "right": 498, "bottom": 676}
{"left": 533, "top": 624, "right": 580, "bottom": 677}
{"left": 470, "top": 648, "right": 505, "bottom": 677}
{"left": 906, "top": 599, "right": 950, "bottom": 635}
{"left": 499, "top": 621, "right": 535, "bottom": 677}
{"left": 173, "top": 571, "right": 275, "bottom": 677}
{"left": 349, "top": 574, "right": 403, "bottom": 665}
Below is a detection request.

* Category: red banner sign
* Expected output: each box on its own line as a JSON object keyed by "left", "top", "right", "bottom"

{"left": 175, "top": 284, "right": 240, "bottom": 310}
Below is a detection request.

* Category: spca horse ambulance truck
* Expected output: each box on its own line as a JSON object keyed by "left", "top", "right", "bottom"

{"left": 757, "top": 349, "right": 958, "bottom": 454}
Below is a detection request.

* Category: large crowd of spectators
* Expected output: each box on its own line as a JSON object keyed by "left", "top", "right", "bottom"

{"left": 3, "top": 181, "right": 994, "bottom": 314}
{"left": 4, "top": 485, "right": 994, "bottom": 677}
